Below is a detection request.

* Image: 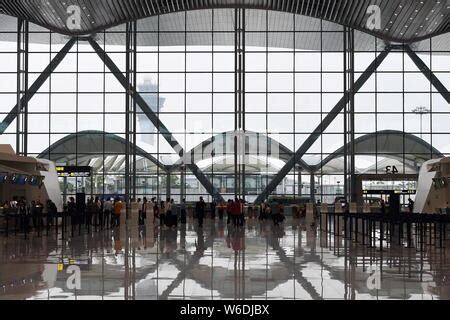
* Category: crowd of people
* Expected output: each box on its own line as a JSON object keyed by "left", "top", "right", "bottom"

{"left": 193, "top": 197, "right": 287, "bottom": 228}
{"left": 0, "top": 197, "right": 58, "bottom": 232}
{"left": 0, "top": 195, "right": 294, "bottom": 236}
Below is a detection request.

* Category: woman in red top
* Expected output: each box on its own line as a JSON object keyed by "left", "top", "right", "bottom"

{"left": 226, "top": 199, "right": 233, "bottom": 225}
{"left": 232, "top": 198, "right": 241, "bottom": 227}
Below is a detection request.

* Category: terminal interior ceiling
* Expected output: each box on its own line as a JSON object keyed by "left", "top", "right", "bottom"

{"left": 0, "top": 1, "right": 449, "bottom": 203}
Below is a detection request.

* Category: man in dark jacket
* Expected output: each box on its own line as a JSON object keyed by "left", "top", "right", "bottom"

{"left": 195, "top": 197, "right": 206, "bottom": 228}
{"left": 46, "top": 200, "right": 58, "bottom": 227}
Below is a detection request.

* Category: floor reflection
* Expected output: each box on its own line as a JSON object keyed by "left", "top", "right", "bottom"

{"left": 1, "top": 217, "right": 449, "bottom": 300}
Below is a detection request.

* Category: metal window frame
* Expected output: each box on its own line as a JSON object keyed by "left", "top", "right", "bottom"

{"left": 255, "top": 45, "right": 392, "bottom": 204}
{"left": 88, "top": 37, "right": 225, "bottom": 202}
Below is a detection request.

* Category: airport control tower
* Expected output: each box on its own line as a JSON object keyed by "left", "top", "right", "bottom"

{"left": 137, "top": 79, "right": 165, "bottom": 146}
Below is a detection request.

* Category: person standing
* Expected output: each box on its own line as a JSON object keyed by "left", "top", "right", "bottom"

{"left": 239, "top": 198, "right": 245, "bottom": 227}
{"left": 380, "top": 199, "right": 386, "bottom": 215}
{"left": 141, "top": 197, "right": 148, "bottom": 225}
{"left": 159, "top": 200, "right": 166, "bottom": 227}
{"left": 113, "top": 198, "right": 123, "bottom": 227}
{"left": 226, "top": 199, "right": 233, "bottom": 225}
{"left": 18, "top": 200, "right": 29, "bottom": 233}
{"left": 35, "top": 200, "right": 44, "bottom": 231}
{"left": 148, "top": 197, "right": 155, "bottom": 224}
{"left": 210, "top": 200, "right": 217, "bottom": 219}
{"left": 218, "top": 200, "right": 225, "bottom": 220}
{"left": 231, "top": 198, "right": 240, "bottom": 227}
{"left": 273, "top": 202, "right": 285, "bottom": 226}
{"left": 265, "top": 202, "right": 272, "bottom": 221}
{"left": 259, "top": 201, "right": 265, "bottom": 220}
{"left": 165, "top": 198, "right": 173, "bottom": 227}
{"left": 103, "top": 198, "right": 112, "bottom": 228}
{"left": 170, "top": 199, "right": 177, "bottom": 228}
{"left": 85, "top": 198, "right": 95, "bottom": 231}
{"left": 93, "top": 196, "right": 101, "bottom": 228}
{"left": 153, "top": 200, "right": 159, "bottom": 224}
{"left": 408, "top": 198, "right": 415, "bottom": 214}
{"left": 180, "top": 199, "right": 187, "bottom": 224}
{"left": 196, "top": 197, "right": 206, "bottom": 228}
{"left": 46, "top": 199, "right": 57, "bottom": 228}
{"left": 67, "top": 197, "right": 77, "bottom": 230}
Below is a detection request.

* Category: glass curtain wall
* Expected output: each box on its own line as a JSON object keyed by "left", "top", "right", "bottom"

{"left": 0, "top": 10, "right": 449, "bottom": 204}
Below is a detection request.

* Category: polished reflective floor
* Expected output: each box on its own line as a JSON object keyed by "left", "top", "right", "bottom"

{"left": 1, "top": 216, "right": 450, "bottom": 300}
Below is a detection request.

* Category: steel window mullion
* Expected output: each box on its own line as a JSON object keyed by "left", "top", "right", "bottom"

{"left": 255, "top": 45, "right": 392, "bottom": 204}
{"left": 88, "top": 37, "right": 224, "bottom": 202}
{"left": 405, "top": 46, "right": 450, "bottom": 104}
{"left": 1, "top": 37, "right": 76, "bottom": 135}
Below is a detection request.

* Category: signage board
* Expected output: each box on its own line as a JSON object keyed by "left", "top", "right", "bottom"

{"left": 56, "top": 166, "right": 91, "bottom": 177}
{"left": 363, "top": 189, "right": 416, "bottom": 195}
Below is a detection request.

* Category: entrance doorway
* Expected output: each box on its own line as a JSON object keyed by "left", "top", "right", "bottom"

{"left": 356, "top": 174, "right": 417, "bottom": 211}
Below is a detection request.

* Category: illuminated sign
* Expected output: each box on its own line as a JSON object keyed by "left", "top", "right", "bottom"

{"left": 0, "top": 173, "right": 43, "bottom": 186}
{"left": 56, "top": 166, "right": 91, "bottom": 177}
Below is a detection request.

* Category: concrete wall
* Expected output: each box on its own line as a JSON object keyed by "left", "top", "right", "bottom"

{"left": 414, "top": 158, "right": 450, "bottom": 214}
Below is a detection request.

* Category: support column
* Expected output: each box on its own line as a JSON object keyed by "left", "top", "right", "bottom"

{"left": 166, "top": 172, "right": 171, "bottom": 200}
{"left": 234, "top": 7, "right": 246, "bottom": 200}
{"left": 16, "top": 19, "right": 29, "bottom": 156}
{"left": 180, "top": 167, "right": 186, "bottom": 201}
{"left": 310, "top": 174, "right": 315, "bottom": 203}
{"left": 297, "top": 170, "right": 302, "bottom": 197}
{"left": 344, "top": 27, "right": 356, "bottom": 202}
{"left": 125, "top": 21, "right": 137, "bottom": 217}
{"left": 90, "top": 173, "right": 94, "bottom": 199}
{"left": 63, "top": 176, "right": 68, "bottom": 205}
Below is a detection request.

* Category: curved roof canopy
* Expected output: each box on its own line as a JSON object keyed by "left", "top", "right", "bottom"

{"left": 171, "top": 130, "right": 443, "bottom": 174}
{"left": 38, "top": 131, "right": 168, "bottom": 172}
{"left": 36, "top": 130, "right": 442, "bottom": 175}
{"left": 0, "top": 0, "right": 448, "bottom": 44}
{"left": 171, "top": 130, "right": 313, "bottom": 173}
{"left": 314, "top": 130, "right": 444, "bottom": 174}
